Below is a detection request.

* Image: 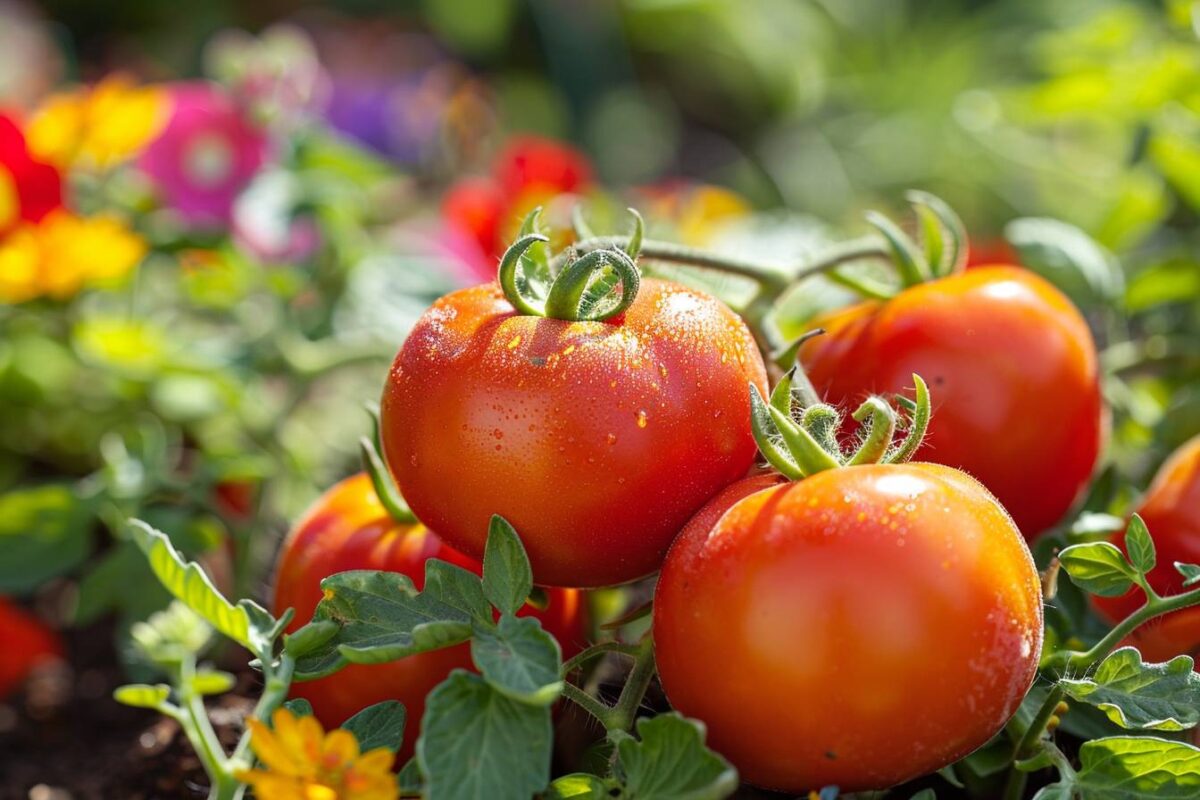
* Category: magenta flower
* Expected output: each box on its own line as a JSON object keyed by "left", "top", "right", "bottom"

{"left": 138, "top": 82, "right": 268, "bottom": 227}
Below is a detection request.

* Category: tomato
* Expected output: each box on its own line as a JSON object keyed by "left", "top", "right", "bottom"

{"left": 1094, "top": 435, "right": 1200, "bottom": 661}
{"left": 380, "top": 278, "right": 768, "bottom": 587}
{"left": 654, "top": 463, "right": 1043, "bottom": 792}
{"left": 800, "top": 266, "right": 1103, "bottom": 539}
{"left": 0, "top": 596, "right": 63, "bottom": 698}
{"left": 272, "top": 473, "right": 587, "bottom": 759}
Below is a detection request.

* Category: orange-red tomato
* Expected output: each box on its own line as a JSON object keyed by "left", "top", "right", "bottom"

{"left": 272, "top": 473, "right": 587, "bottom": 759}
{"left": 1094, "top": 435, "right": 1200, "bottom": 661}
{"left": 800, "top": 267, "right": 1103, "bottom": 539}
{"left": 654, "top": 464, "right": 1043, "bottom": 792}
{"left": 0, "top": 596, "right": 63, "bottom": 698}
{"left": 380, "top": 279, "right": 768, "bottom": 587}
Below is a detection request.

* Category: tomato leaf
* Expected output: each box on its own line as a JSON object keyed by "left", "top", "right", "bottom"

{"left": 1125, "top": 514, "right": 1156, "bottom": 575}
{"left": 113, "top": 683, "right": 171, "bottom": 709}
{"left": 423, "top": 560, "right": 492, "bottom": 624}
{"left": 1058, "top": 541, "right": 1137, "bottom": 597}
{"left": 397, "top": 757, "right": 422, "bottom": 794}
{"left": 545, "top": 774, "right": 610, "bottom": 799}
{"left": 612, "top": 713, "right": 738, "bottom": 800}
{"left": 1060, "top": 647, "right": 1200, "bottom": 731}
{"left": 292, "top": 567, "right": 475, "bottom": 680}
{"left": 417, "top": 670, "right": 552, "bottom": 800}
{"left": 283, "top": 698, "right": 313, "bottom": 717}
{"left": 471, "top": 615, "right": 563, "bottom": 706}
{"left": 1176, "top": 562, "right": 1200, "bottom": 587}
{"left": 1033, "top": 736, "right": 1200, "bottom": 799}
{"left": 341, "top": 700, "right": 406, "bottom": 754}
{"left": 128, "top": 520, "right": 269, "bottom": 653}
{"left": 483, "top": 516, "right": 534, "bottom": 616}
{"left": 0, "top": 485, "right": 92, "bottom": 595}
{"left": 1005, "top": 217, "right": 1124, "bottom": 306}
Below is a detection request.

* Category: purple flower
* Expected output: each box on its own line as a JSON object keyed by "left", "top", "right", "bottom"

{"left": 138, "top": 82, "right": 268, "bottom": 227}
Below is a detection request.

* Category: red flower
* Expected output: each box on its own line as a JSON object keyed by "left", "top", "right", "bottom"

{"left": 441, "top": 136, "right": 594, "bottom": 269}
{"left": 0, "top": 113, "right": 64, "bottom": 237}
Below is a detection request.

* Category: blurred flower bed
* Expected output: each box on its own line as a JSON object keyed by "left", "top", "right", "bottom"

{"left": 0, "top": 0, "right": 1197, "bottom": 793}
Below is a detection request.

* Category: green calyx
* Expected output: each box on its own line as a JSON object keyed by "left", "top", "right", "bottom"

{"left": 361, "top": 403, "right": 418, "bottom": 525}
{"left": 864, "top": 191, "right": 968, "bottom": 290}
{"left": 750, "top": 370, "right": 931, "bottom": 480}
{"left": 498, "top": 207, "right": 644, "bottom": 322}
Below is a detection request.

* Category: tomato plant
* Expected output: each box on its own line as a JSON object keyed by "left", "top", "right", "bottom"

{"left": 801, "top": 263, "right": 1104, "bottom": 540}
{"left": 272, "top": 471, "right": 587, "bottom": 757}
{"left": 655, "top": 375, "right": 1043, "bottom": 792}
{"left": 381, "top": 213, "right": 767, "bottom": 587}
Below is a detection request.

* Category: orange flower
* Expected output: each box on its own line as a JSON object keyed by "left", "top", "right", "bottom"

{"left": 27, "top": 74, "right": 168, "bottom": 170}
{"left": 236, "top": 708, "right": 397, "bottom": 800}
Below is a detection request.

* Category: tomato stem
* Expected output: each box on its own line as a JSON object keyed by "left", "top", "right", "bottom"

{"left": 360, "top": 436, "right": 418, "bottom": 525}
{"left": 606, "top": 634, "right": 657, "bottom": 732}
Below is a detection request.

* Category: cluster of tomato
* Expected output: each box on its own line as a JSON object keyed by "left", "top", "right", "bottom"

{"left": 270, "top": 201, "right": 1200, "bottom": 792}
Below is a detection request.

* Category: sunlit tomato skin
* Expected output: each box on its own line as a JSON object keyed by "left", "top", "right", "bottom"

{"left": 381, "top": 279, "right": 768, "bottom": 588}
{"left": 272, "top": 473, "right": 587, "bottom": 760}
{"left": 1094, "top": 436, "right": 1200, "bottom": 660}
{"left": 0, "top": 597, "right": 63, "bottom": 698}
{"left": 800, "top": 267, "right": 1103, "bottom": 539}
{"left": 654, "top": 464, "right": 1043, "bottom": 792}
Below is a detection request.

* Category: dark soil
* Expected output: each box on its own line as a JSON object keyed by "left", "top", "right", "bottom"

{"left": 0, "top": 619, "right": 254, "bottom": 800}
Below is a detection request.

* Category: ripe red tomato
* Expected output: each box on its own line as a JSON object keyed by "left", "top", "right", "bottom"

{"left": 380, "top": 278, "right": 768, "bottom": 587}
{"left": 800, "top": 266, "right": 1103, "bottom": 539}
{"left": 1094, "top": 435, "right": 1200, "bottom": 661}
{"left": 272, "top": 473, "right": 587, "bottom": 759}
{"left": 654, "top": 463, "right": 1043, "bottom": 792}
{"left": 0, "top": 596, "right": 63, "bottom": 698}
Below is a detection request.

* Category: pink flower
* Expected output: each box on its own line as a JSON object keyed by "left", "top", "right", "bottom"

{"left": 138, "top": 82, "right": 267, "bottom": 227}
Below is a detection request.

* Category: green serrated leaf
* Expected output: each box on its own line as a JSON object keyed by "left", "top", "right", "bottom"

{"left": 615, "top": 713, "right": 738, "bottom": 800}
{"left": 1177, "top": 562, "right": 1200, "bottom": 587}
{"left": 397, "top": 757, "right": 422, "bottom": 794}
{"left": 417, "top": 670, "right": 552, "bottom": 800}
{"left": 1125, "top": 515, "right": 1157, "bottom": 574}
{"left": 1034, "top": 736, "right": 1200, "bottom": 799}
{"left": 293, "top": 570, "right": 472, "bottom": 679}
{"left": 483, "top": 516, "right": 533, "bottom": 616}
{"left": 1059, "top": 541, "right": 1137, "bottom": 597}
{"left": 545, "top": 774, "right": 610, "bottom": 799}
{"left": 114, "top": 683, "right": 171, "bottom": 709}
{"left": 423, "top": 560, "right": 491, "bottom": 624}
{"left": 285, "top": 620, "right": 341, "bottom": 657}
{"left": 283, "top": 698, "right": 314, "bottom": 717}
{"left": 471, "top": 615, "right": 562, "bottom": 706}
{"left": 192, "top": 670, "right": 236, "bottom": 696}
{"left": 341, "top": 700, "right": 407, "bottom": 754}
{"left": 1005, "top": 217, "right": 1124, "bottom": 306}
{"left": 1060, "top": 647, "right": 1200, "bottom": 731}
{"left": 0, "top": 485, "right": 92, "bottom": 594}
{"left": 128, "top": 520, "right": 260, "bottom": 652}
{"left": 910, "top": 790, "right": 937, "bottom": 800}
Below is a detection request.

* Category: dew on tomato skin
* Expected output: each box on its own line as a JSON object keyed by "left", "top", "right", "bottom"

{"left": 607, "top": 433, "right": 617, "bottom": 445}
{"left": 636, "top": 410, "right": 648, "bottom": 428}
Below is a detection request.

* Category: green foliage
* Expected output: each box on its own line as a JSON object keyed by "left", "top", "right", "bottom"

{"left": 1058, "top": 541, "right": 1139, "bottom": 597}
{"left": 0, "top": 485, "right": 92, "bottom": 594}
{"left": 417, "top": 670, "right": 553, "bottom": 800}
{"left": 1061, "top": 648, "right": 1200, "bottom": 731}
{"left": 113, "top": 683, "right": 171, "bottom": 709}
{"left": 471, "top": 615, "right": 563, "bottom": 705}
{"left": 1034, "top": 737, "right": 1200, "bottom": 799}
{"left": 612, "top": 714, "right": 738, "bottom": 799}
{"left": 340, "top": 701, "right": 407, "bottom": 754}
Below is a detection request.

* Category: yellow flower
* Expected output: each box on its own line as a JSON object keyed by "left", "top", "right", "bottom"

{"left": 27, "top": 74, "right": 168, "bottom": 170}
{"left": 0, "top": 211, "right": 146, "bottom": 303}
{"left": 0, "top": 226, "right": 42, "bottom": 303}
{"left": 236, "top": 708, "right": 398, "bottom": 800}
